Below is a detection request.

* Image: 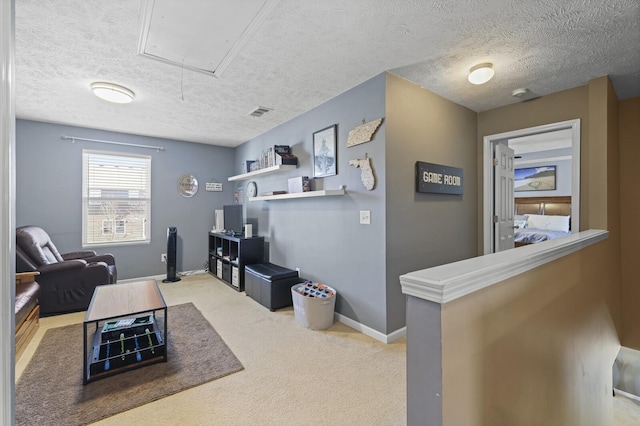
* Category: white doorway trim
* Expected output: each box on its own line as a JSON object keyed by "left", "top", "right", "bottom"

{"left": 1, "top": 0, "right": 15, "bottom": 423}
{"left": 482, "top": 119, "right": 581, "bottom": 255}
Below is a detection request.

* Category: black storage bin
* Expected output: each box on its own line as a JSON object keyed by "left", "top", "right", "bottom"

{"left": 245, "top": 263, "right": 300, "bottom": 311}
{"left": 222, "top": 262, "right": 231, "bottom": 282}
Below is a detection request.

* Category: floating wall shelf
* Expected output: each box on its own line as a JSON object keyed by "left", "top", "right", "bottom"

{"left": 228, "top": 164, "right": 296, "bottom": 181}
{"left": 249, "top": 189, "right": 345, "bottom": 201}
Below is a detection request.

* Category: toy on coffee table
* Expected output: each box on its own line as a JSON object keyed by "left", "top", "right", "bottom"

{"left": 89, "top": 313, "right": 164, "bottom": 377}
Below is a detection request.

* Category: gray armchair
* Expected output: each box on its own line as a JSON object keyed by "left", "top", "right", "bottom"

{"left": 16, "top": 226, "right": 117, "bottom": 315}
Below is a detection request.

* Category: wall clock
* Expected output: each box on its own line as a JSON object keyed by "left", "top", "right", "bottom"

{"left": 178, "top": 174, "right": 198, "bottom": 197}
{"left": 246, "top": 181, "right": 258, "bottom": 198}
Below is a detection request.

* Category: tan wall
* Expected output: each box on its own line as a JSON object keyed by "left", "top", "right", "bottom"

{"left": 476, "top": 85, "right": 590, "bottom": 253}
{"left": 442, "top": 77, "right": 623, "bottom": 425}
{"left": 477, "top": 77, "right": 621, "bottom": 333}
{"left": 385, "top": 73, "right": 478, "bottom": 331}
{"left": 588, "top": 77, "right": 621, "bottom": 232}
{"left": 441, "top": 240, "right": 620, "bottom": 426}
{"left": 619, "top": 97, "right": 640, "bottom": 349}
{"left": 588, "top": 78, "right": 610, "bottom": 229}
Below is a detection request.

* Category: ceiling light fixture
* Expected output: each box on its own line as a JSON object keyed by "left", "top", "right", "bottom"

{"left": 512, "top": 88, "right": 530, "bottom": 97}
{"left": 467, "top": 63, "right": 494, "bottom": 85}
{"left": 91, "top": 82, "right": 135, "bottom": 104}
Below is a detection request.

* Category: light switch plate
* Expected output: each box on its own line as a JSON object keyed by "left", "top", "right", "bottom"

{"left": 360, "top": 210, "right": 371, "bottom": 224}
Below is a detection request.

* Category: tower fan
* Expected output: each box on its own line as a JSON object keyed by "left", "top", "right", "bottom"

{"left": 163, "top": 227, "right": 181, "bottom": 282}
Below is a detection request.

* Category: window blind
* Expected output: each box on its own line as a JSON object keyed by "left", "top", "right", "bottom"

{"left": 82, "top": 150, "right": 151, "bottom": 247}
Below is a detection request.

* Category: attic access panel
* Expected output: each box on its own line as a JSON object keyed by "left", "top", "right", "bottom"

{"left": 138, "top": 0, "right": 279, "bottom": 77}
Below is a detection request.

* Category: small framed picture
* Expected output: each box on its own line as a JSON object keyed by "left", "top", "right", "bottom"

{"left": 233, "top": 190, "right": 243, "bottom": 204}
{"left": 312, "top": 124, "right": 337, "bottom": 178}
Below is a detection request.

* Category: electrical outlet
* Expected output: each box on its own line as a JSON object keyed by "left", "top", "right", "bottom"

{"left": 161, "top": 253, "right": 167, "bottom": 263}
{"left": 360, "top": 210, "right": 371, "bottom": 225}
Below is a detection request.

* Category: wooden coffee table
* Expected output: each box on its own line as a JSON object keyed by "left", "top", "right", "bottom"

{"left": 83, "top": 280, "right": 168, "bottom": 384}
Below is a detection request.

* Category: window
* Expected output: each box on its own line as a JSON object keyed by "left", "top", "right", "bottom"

{"left": 101, "top": 219, "right": 112, "bottom": 235}
{"left": 83, "top": 150, "right": 151, "bottom": 247}
{"left": 101, "top": 219, "right": 127, "bottom": 235}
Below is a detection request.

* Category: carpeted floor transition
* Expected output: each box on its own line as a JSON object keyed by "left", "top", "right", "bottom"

{"left": 15, "top": 302, "right": 244, "bottom": 426}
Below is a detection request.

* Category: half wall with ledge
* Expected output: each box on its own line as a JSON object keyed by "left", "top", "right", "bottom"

{"left": 400, "top": 230, "right": 621, "bottom": 426}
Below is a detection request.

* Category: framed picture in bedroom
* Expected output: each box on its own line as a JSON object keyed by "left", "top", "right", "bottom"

{"left": 312, "top": 124, "right": 337, "bottom": 178}
{"left": 514, "top": 165, "right": 556, "bottom": 191}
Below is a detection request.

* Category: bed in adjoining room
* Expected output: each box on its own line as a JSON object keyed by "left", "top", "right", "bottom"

{"left": 514, "top": 196, "right": 572, "bottom": 247}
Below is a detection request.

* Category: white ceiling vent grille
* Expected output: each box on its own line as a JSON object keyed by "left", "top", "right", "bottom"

{"left": 248, "top": 106, "right": 273, "bottom": 117}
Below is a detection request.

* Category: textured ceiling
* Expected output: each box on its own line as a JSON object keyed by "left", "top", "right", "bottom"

{"left": 15, "top": 0, "right": 640, "bottom": 147}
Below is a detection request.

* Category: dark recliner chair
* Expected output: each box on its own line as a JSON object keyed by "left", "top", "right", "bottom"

{"left": 16, "top": 226, "right": 117, "bottom": 315}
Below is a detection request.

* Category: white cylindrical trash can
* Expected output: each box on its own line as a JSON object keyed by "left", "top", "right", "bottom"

{"left": 291, "top": 282, "right": 337, "bottom": 330}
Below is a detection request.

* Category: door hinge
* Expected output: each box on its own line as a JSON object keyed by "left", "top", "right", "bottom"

{"left": 493, "top": 215, "right": 499, "bottom": 223}
{"left": 493, "top": 158, "right": 498, "bottom": 166}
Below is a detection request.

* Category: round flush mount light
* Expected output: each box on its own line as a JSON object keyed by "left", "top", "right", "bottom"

{"left": 467, "top": 63, "right": 494, "bottom": 85}
{"left": 512, "top": 88, "right": 530, "bottom": 97}
{"left": 91, "top": 82, "right": 135, "bottom": 104}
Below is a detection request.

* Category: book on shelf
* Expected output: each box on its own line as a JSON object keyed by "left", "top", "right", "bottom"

{"left": 244, "top": 160, "right": 256, "bottom": 173}
{"left": 274, "top": 145, "right": 291, "bottom": 155}
{"left": 259, "top": 190, "right": 287, "bottom": 196}
{"left": 276, "top": 153, "right": 298, "bottom": 166}
{"left": 245, "top": 145, "right": 298, "bottom": 171}
{"left": 274, "top": 145, "right": 297, "bottom": 166}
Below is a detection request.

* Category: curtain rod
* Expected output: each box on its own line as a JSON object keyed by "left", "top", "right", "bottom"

{"left": 61, "top": 135, "right": 165, "bottom": 152}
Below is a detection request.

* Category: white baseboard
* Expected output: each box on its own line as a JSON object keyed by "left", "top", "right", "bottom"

{"left": 118, "top": 274, "right": 165, "bottom": 283}
{"left": 120, "top": 272, "right": 407, "bottom": 344}
{"left": 614, "top": 388, "right": 640, "bottom": 402}
{"left": 179, "top": 269, "right": 206, "bottom": 277}
{"left": 118, "top": 269, "right": 205, "bottom": 284}
{"left": 334, "top": 312, "right": 406, "bottom": 344}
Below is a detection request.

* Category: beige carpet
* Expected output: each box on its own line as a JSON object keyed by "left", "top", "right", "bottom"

{"left": 16, "top": 274, "right": 407, "bottom": 425}
{"left": 15, "top": 302, "right": 243, "bottom": 426}
{"left": 15, "top": 274, "right": 640, "bottom": 425}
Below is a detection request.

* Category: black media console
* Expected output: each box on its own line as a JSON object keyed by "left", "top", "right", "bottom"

{"left": 208, "top": 232, "right": 264, "bottom": 292}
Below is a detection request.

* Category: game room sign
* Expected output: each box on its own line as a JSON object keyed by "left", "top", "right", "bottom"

{"left": 415, "top": 161, "right": 463, "bottom": 195}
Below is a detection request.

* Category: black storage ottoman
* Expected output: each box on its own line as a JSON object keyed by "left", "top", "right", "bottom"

{"left": 245, "top": 263, "right": 300, "bottom": 311}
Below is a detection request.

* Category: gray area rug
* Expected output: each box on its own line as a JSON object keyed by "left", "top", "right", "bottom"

{"left": 16, "top": 303, "right": 244, "bottom": 426}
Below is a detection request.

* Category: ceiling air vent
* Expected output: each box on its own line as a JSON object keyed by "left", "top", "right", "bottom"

{"left": 248, "top": 106, "right": 272, "bottom": 117}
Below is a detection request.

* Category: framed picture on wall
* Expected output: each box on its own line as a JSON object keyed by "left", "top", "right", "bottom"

{"left": 312, "top": 124, "right": 337, "bottom": 178}
{"left": 514, "top": 165, "right": 557, "bottom": 191}
{"left": 233, "top": 189, "right": 244, "bottom": 204}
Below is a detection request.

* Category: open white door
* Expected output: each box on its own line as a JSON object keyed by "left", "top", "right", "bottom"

{"left": 493, "top": 143, "right": 515, "bottom": 252}
{"left": 483, "top": 119, "right": 580, "bottom": 255}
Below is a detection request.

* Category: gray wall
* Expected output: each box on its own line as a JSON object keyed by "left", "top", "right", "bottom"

{"left": 234, "top": 72, "right": 479, "bottom": 335}
{"left": 16, "top": 120, "right": 235, "bottom": 279}
{"left": 406, "top": 296, "right": 442, "bottom": 426}
{"left": 385, "top": 73, "right": 479, "bottom": 332}
{"left": 14, "top": 72, "right": 479, "bottom": 336}
{"left": 234, "top": 74, "right": 389, "bottom": 333}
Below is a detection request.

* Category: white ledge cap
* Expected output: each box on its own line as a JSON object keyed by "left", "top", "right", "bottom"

{"left": 399, "top": 229, "right": 608, "bottom": 304}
